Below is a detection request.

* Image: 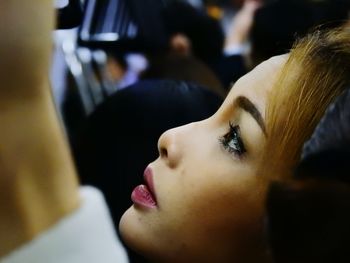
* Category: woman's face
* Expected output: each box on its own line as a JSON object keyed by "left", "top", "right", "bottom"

{"left": 120, "top": 55, "right": 287, "bottom": 262}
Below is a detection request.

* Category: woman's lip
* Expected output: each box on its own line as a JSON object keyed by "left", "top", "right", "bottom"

{"left": 143, "top": 166, "right": 157, "bottom": 201}
{"left": 131, "top": 185, "right": 157, "bottom": 209}
{"left": 130, "top": 166, "right": 158, "bottom": 209}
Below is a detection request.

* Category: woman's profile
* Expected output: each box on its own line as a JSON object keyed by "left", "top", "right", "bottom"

{"left": 0, "top": 2, "right": 349, "bottom": 263}
{"left": 119, "top": 28, "right": 350, "bottom": 262}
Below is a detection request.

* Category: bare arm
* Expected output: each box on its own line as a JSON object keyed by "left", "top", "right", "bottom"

{"left": 225, "top": 0, "right": 262, "bottom": 49}
{"left": 0, "top": 1, "right": 80, "bottom": 257}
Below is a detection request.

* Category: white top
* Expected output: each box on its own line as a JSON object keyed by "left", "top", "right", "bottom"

{"left": 1, "top": 187, "right": 129, "bottom": 263}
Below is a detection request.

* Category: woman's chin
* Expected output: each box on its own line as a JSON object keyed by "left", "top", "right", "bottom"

{"left": 119, "top": 206, "right": 137, "bottom": 246}
{"left": 119, "top": 206, "right": 160, "bottom": 261}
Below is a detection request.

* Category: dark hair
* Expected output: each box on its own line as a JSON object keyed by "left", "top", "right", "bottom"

{"left": 162, "top": 2, "right": 224, "bottom": 64}
{"left": 251, "top": 0, "right": 350, "bottom": 66}
{"left": 267, "top": 179, "right": 350, "bottom": 263}
{"left": 141, "top": 54, "right": 226, "bottom": 97}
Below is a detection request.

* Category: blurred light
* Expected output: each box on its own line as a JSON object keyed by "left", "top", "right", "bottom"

{"left": 55, "top": 0, "right": 69, "bottom": 9}
{"left": 76, "top": 48, "right": 92, "bottom": 63}
{"left": 62, "top": 40, "right": 75, "bottom": 53}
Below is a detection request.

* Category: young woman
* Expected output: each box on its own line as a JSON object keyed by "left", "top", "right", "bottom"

{"left": 119, "top": 28, "right": 350, "bottom": 262}
{"left": 0, "top": 2, "right": 349, "bottom": 263}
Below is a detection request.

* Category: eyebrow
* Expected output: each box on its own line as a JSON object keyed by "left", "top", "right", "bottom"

{"left": 235, "top": 96, "right": 267, "bottom": 136}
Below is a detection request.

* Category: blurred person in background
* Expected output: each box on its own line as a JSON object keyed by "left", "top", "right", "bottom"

{"left": 141, "top": 54, "right": 226, "bottom": 97}
{"left": 222, "top": 0, "right": 350, "bottom": 70}
{"left": 146, "top": 1, "right": 247, "bottom": 90}
{"left": 250, "top": 0, "right": 350, "bottom": 67}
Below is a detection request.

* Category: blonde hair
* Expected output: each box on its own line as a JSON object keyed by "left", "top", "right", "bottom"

{"left": 261, "top": 26, "right": 350, "bottom": 179}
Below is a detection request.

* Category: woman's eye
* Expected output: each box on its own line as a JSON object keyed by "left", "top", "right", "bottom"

{"left": 219, "top": 123, "right": 246, "bottom": 157}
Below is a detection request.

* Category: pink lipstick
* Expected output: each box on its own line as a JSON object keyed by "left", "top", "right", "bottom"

{"left": 131, "top": 167, "right": 157, "bottom": 209}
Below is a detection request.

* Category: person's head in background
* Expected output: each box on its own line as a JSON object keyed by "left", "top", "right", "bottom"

{"left": 141, "top": 54, "right": 226, "bottom": 97}
{"left": 119, "top": 26, "right": 350, "bottom": 262}
{"left": 162, "top": 1, "right": 224, "bottom": 65}
{"left": 141, "top": 2, "right": 227, "bottom": 96}
{"left": 267, "top": 88, "right": 350, "bottom": 263}
{"left": 250, "top": 0, "right": 350, "bottom": 67}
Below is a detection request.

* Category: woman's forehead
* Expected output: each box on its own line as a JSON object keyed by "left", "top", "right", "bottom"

{"left": 224, "top": 55, "right": 288, "bottom": 114}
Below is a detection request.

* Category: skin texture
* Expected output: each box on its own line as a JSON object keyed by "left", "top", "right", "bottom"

{"left": 120, "top": 55, "right": 287, "bottom": 263}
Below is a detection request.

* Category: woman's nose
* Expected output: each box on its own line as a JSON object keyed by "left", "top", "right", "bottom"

{"left": 157, "top": 127, "right": 182, "bottom": 168}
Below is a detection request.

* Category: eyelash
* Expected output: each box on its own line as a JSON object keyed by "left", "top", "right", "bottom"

{"left": 219, "top": 122, "right": 247, "bottom": 157}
